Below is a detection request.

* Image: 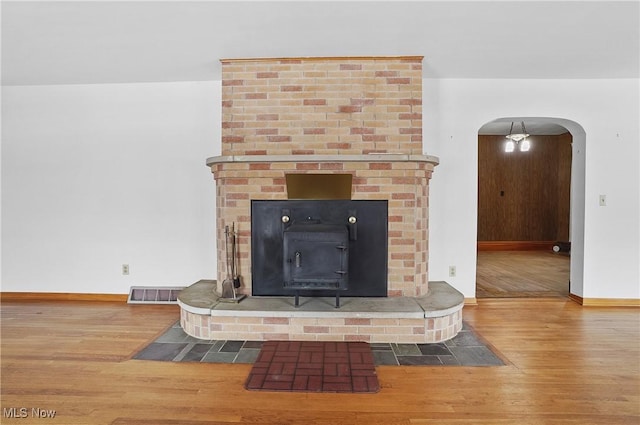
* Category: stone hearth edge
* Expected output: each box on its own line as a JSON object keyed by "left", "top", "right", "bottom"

{"left": 178, "top": 281, "right": 463, "bottom": 343}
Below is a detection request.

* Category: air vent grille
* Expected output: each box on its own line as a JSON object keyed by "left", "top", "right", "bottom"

{"left": 127, "top": 286, "right": 185, "bottom": 304}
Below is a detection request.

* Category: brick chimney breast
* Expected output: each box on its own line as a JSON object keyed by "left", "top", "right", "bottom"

{"left": 209, "top": 56, "right": 438, "bottom": 297}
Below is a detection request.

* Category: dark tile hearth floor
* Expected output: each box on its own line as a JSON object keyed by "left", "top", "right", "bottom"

{"left": 133, "top": 322, "right": 504, "bottom": 367}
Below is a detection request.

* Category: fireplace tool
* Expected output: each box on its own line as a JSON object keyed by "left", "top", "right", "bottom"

{"left": 219, "top": 223, "right": 245, "bottom": 303}
{"left": 231, "top": 223, "right": 241, "bottom": 290}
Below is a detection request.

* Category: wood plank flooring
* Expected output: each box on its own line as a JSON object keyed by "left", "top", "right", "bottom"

{"left": 1, "top": 299, "right": 638, "bottom": 424}
{"left": 476, "top": 251, "right": 570, "bottom": 298}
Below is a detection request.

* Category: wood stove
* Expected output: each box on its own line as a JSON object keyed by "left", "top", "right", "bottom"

{"left": 251, "top": 200, "right": 387, "bottom": 303}
{"left": 283, "top": 222, "right": 349, "bottom": 307}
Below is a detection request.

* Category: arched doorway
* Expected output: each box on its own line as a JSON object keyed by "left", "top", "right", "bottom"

{"left": 475, "top": 118, "right": 585, "bottom": 299}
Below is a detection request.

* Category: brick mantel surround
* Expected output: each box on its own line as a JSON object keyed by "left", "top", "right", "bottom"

{"left": 207, "top": 56, "right": 439, "bottom": 298}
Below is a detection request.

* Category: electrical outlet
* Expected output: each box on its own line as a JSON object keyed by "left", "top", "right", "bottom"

{"left": 122, "top": 264, "right": 130, "bottom": 275}
{"left": 448, "top": 265, "right": 456, "bottom": 277}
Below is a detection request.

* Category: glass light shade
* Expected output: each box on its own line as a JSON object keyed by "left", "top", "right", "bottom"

{"left": 505, "top": 140, "right": 515, "bottom": 152}
{"left": 520, "top": 138, "right": 530, "bottom": 152}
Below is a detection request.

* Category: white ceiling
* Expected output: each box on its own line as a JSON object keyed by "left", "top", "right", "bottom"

{"left": 2, "top": 1, "right": 639, "bottom": 87}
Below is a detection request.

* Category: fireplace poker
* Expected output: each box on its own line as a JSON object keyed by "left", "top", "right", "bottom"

{"left": 220, "top": 225, "right": 235, "bottom": 299}
{"left": 231, "top": 223, "right": 241, "bottom": 289}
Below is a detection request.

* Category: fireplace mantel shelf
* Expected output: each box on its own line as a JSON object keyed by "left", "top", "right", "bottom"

{"left": 206, "top": 154, "right": 439, "bottom": 167}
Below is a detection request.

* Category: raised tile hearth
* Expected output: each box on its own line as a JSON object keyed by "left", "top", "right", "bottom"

{"left": 178, "top": 280, "right": 463, "bottom": 343}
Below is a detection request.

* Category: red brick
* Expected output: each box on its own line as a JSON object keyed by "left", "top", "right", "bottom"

{"left": 352, "top": 376, "right": 368, "bottom": 392}
{"left": 362, "top": 135, "right": 387, "bottom": 142}
{"left": 303, "top": 128, "right": 326, "bottom": 135}
{"left": 351, "top": 127, "right": 374, "bottom": 135}
{"left": 282, "top": 85, "right": 302, "bottom": 92}
{"left": 249, "top": 163, "right": 271, "bottom": 170}
{"left": 292, "top": 375, "right": 308, "bottom": 390}
{"left": 227, "top": 193, "right": 249, "bottom": 199}
{"left": 369, "top": 163, "right": 392, "bottom": 170}
{"left": 319, "top": 163, "right": 344, "bottom": 170}
{"left": 257, "top": 72, "right": 278, "bottom": 79}
{"left": 345, "top": 318, "right": 371, "bottom": 326}
{"left": 323, "top": 382, "right": 353, "bottom": 392}
{"left": 399, "top": 98, "right": 421, "bottom": 106}
{"left": 338, "top": 105, "right": 362, "bottom": 113}
{"left": 367, "top": 376, "right": 380, "bottom": 391}
{"left": 222, "top": 121, "right": 244, "bottom": 128}
{"left": 246, "top": 374, "right": 266, "bottom": 389}
{"left": 327, "top": 143, "right": 351, "bottom": 150}
{"left": 222, "top": 79, "right": 243, "bottom": 86}
{"left": 225, "top": 178, "right": 248, "bottom": 185}
{"left": 292, "top": 149, "right": 314, "bottom": 154}
{"left": 263, "top": 381, "right": 293, "bottom": 390}
{"left": 392, "top": 177, "right": 417, "bottom": 184}
{"left": 307, "top": 376, "right": 323, "bottom": 391}
{"left": 375, "top": 71, "right": 397, "bottom": 77}
{"left": 222, "top": 136, "right": 243, "bottom": 143}
{"left": 268, "top": 362, "right": 284, "bottom": 375}
{"left": 303, "top": 99, "right": 327, "bottom": 106}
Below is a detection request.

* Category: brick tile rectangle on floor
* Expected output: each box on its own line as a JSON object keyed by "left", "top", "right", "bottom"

{"left": 244, "top": 340, "right": 380, "bottom": 393}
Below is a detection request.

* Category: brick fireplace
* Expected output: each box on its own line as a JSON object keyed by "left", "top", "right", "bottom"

{"left": 208, "top": 56, "right": 438, "bottom": 298}
{"left": 177, "top": 56, "right": 463, "bottom": 344}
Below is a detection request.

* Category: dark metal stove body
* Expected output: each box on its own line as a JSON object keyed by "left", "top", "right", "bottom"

{"left": 283, "top": 223, "right": 349, "bottom": 307}
{"left": 251, "top": 200, "right": 388, "bottom": 304}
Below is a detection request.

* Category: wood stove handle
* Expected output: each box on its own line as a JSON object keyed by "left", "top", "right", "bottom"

{"left": 295, "top": 252, "right": 301, "bottom": 268}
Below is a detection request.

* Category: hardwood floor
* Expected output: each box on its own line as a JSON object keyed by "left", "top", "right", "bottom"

{"left": 476, "top": 251, "right": 570, "bottom": 298}
{"left": 1, "top": 299, "right": 638, "bottom": 424}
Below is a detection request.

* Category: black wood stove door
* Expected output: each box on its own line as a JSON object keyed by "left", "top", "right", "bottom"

{"left": 283, "top": 224, "right": 349, "bottom": 290}
{"left": 251, "top": 200, "right": 388, "bottom": 297}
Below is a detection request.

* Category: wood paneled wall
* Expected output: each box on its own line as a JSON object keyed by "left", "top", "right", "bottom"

{"left": 477, "top": 133, "right": 572, "bottom": 242}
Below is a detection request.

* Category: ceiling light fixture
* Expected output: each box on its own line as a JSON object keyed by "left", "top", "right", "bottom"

{"left": 505, "top": 121, "right": 530, "bottom": 152}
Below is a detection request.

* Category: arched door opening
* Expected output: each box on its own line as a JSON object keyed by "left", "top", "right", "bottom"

{"left": 476, "top": 118, "right": 584, "bottom": 298}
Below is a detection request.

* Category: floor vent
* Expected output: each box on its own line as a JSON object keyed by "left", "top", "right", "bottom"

{"left": 127, "top": 286, "right": 185, "bottom": 304}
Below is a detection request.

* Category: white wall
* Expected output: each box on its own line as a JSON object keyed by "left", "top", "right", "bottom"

{"left": 2, "top": 81, "right": 220, "bottom": 294}
{"left": 3, "top": 78, "right": 639, "bottom": 300}
{"left": 425, "top": 78, "right": 639, "bottom": 300}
